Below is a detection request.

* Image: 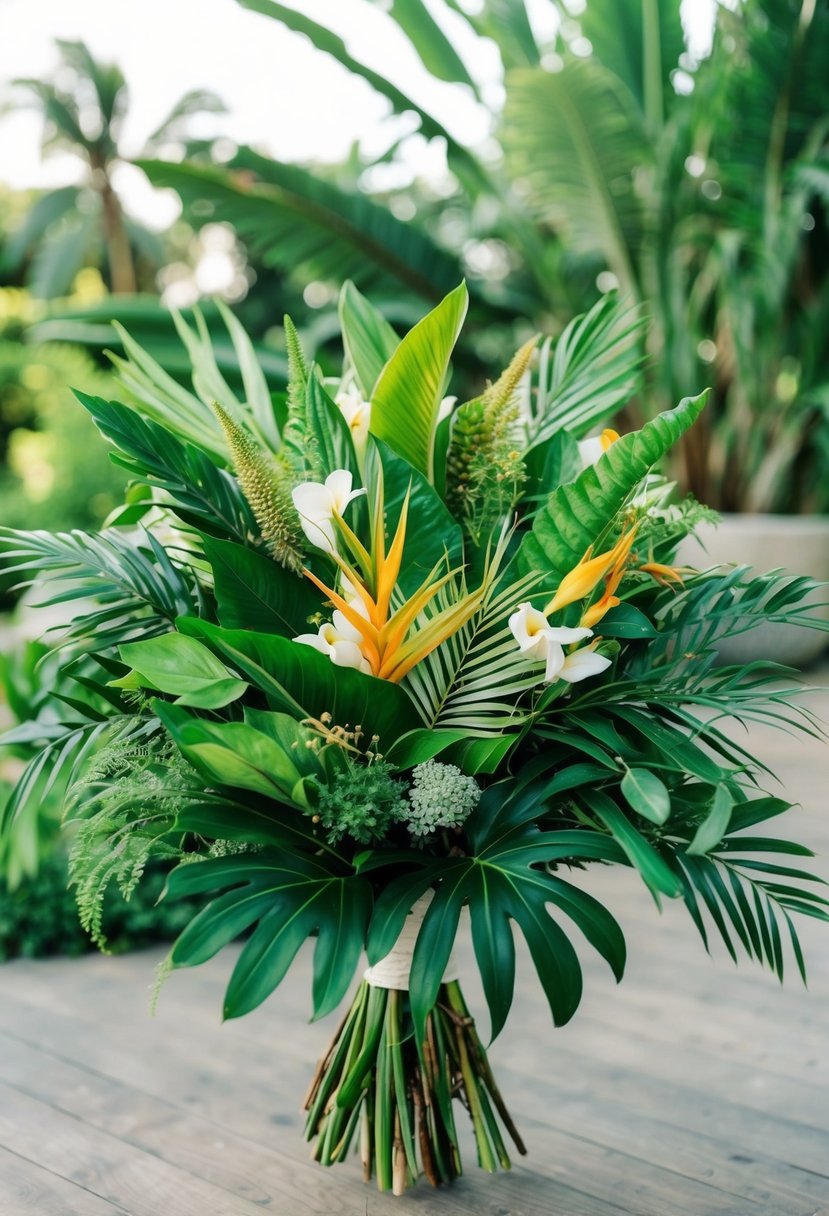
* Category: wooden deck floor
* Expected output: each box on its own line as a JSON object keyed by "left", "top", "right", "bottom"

{"left": 2, "top": 673, "right": 829, "bottom": 1215}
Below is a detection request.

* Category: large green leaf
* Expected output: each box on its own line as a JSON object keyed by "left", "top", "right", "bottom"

{"left": 204, "top": 536, "right": 319, "bottom": 636}
{"left": 339, "top": 280, "right": 399, "bottom": 398}
{"left": 370, "top": 283, "right": 468, "bottom": 481}
{"left": 166, "top": 849, "right": 371, "bottom": 1019}
{"left": 154, "top": 701, "right": 314, "bottom": 805}
{"left": 519, "top": 391, "right": 708, "bottom": 583}
{"left": 177, "top": 618, "right": 422, "bottom": 746}
{"left": 368, "top": 791, "right": 626, "bottom": 1041}
{"left": 119, "top": 633, "right": 247, "bottom": 709}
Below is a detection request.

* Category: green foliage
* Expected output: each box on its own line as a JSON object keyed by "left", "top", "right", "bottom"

{"left": 316, "top": 758, "right": 407, "bottom": 845}
{"left": 370, "top": 283, "right": 468, "bottom": 482}
{"left": 165, "top": 847, "right": 373, "bottom": 1020}
{"left": 0, "top": 343, "right": 127, "bottom": 550}
{"left": 0, "top": 851, "right": 199, "bottom": 960}
{"left": 520, "top": 391, "right": 708, "bottom": 582}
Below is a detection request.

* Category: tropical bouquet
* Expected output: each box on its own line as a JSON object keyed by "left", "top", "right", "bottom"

{"left": 1, "top": 284, "right": 827, "bottom": 1195}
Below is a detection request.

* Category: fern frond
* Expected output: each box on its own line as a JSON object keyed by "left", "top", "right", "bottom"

{"left": 66, "top": 719, "right": 198, "bottom": 951}
{"left": 214, "top": 402, "right": 305, "bottom": 573}
{"left": 281, "top": 314, "right": 309, "bottom": 475}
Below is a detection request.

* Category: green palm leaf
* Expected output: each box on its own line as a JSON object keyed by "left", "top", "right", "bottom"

{"left": 503, "top": 58, "right": 650, "bottom": 296}
{"left": 138, "top": 150, "right": 463, "bottom": 302}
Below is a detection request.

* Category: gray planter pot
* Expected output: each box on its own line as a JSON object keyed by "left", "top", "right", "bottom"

{"left": 676, "top": 514, "right": 829, "bottom": 668}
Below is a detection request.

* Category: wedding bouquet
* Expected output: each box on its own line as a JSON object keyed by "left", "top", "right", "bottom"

{"left": 2, "top": 283, "right": 827, "bottom": 1195}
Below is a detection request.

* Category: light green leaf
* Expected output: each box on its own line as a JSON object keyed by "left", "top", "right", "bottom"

{"left": 688, "top": 784, "right": 735, "bottom": 856}
{"left": 370, "top": 283, "right": 468, "bottom": 481}
{"left": 118, "top": 633, "right": 247, "bottom": 709}
{"left": 339, "top": 280, "right": 399, "bottom": 397}
{"left": 621, "top": 767, "right": 671, "bottom": 825}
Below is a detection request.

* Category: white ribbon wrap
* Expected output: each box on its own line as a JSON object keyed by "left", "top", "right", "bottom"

{"left": 364, "top": 892, "right": 460, "bottom": 991}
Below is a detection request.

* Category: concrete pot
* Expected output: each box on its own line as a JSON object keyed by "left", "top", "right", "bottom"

{"left": 676, "top": 514, "right": 829, "bottom": 668}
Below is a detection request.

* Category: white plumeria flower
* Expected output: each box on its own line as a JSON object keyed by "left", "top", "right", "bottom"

{"left": 291, "top": 470, "right": 365, "bottom": 555}
{"left": 578, "top": 428, "right": 620, "bottom": 469}
{"left": 294, "top": 607, "right": 371, "bottom": 674}
{"left": 508, "top": 602, "right": 603, "bottom": 684}
{"left": 557, "top": 647, "right": 612, "bottom": 683}
{"left": 334, "top": 383, "right": 372, "bottom": 451}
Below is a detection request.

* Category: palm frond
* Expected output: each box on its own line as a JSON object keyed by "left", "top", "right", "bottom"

{"left": 404, "top": 541, "right": 543, "bottom": 732}
{"left": 527, "top": 292, "right": 647, "bottom": 445}
{"left": 0, "top": 528, "right": 203, "bottom": 653}
{"left": 137, "top": 150, "right": 464, "bottom": 303}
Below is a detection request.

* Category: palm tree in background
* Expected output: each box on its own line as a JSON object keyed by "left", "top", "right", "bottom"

{"left": 2, "top": 40, "right": 226, "bottom": 297}
{"left": 137, "top": 0, "right": 829, "bottom": 510}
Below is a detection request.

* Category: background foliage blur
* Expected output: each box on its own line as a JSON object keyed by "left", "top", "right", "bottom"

{"left": 1, "top": 0, "right": 828, "bottom": 949}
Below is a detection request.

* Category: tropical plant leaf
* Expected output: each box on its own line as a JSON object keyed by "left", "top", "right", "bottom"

{"left": 504, "top": 57, "right": 649, "bottom": 295}
{"left": 519, "top": 390, "right": 708, "bottom": 583}
{"left": 204, "top": 536, "right": 320, "bottom": 636}
{"left": 339, "top": 280, "right": 399, "bottom": 398}
{"left": 0, "top": 527, "right": 202, "bottom": 653}
{"left": 75, "top": 392, "right": 257, "bottom": 543}
{"left": 165, "top": 849, "right": 372, "bottom": 1019}
{"left": 370, "top": 282, "right": 468, "bottom": 481}
{"left": 527, "top": 293, "right": 647, "bottom": 446}
{"left": 368, "top": 796, "right": 626, "bottom": 1041}
{"left": 118, "top": 634, "right": 247, "bottom": 709}
{"left": 138, "top": 150, "right": 463, "bottom": 302}
{"left": 177, "top": 618, "right": 422, "bottom": 745}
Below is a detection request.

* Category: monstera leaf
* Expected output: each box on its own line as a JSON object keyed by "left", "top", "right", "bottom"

{"left": 165, "top": 849, "right": 372, "bottom": 1019}
{"left": 367, "top": 784, "right": 626, "bottom": 1041}
{"left": 520, "top": 391, "right": 708, "bottom": 582}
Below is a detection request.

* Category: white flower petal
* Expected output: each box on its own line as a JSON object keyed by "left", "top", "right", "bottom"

{"left": 329, "top": 639, "right": 369, "bottom": 671}
{"left": 332, "top": 607, "right": 365, "bottom": 643}
{"left": 544, "top": 641, "right": 566, "bottom": 682}
{"left": 324, "top": 469, "right": 366, "bottom": 515}
{"left": 509, "top": 602, "right": 551, "bottom": 656}
{"left": 578, "top": 437, "right": 604, "bottom": 468}
{"left": 294, "top": 631, "right": 333, "bottom": 657}
{"left": 544, "top": 625, "right": 594, "bottom": 645}
{"left": 558, "top": 648, "right": 612, "bottom": 684}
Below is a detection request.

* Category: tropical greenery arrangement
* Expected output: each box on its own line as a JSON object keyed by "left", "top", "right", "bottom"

{"left": 1, "top": 283, "right": 827, "bottom": 1194}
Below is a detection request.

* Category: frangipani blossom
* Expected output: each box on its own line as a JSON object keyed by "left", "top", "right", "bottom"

{"left": 294, "top": 606, "right": 371, "bottom": 674}
{"left": 292, "top": 470, "right": 365, "bottom": 555}
{"left": 578, "top": 428, "right": 620, "bottom": 469}
{"left": 335, "top": 384, "right": 372, "bottom": 451}
{"left": 508, "top": 602, "right": 599, "bottom": 683}
{"left": 557, "top": 647, "right": 612, "bottom": 683}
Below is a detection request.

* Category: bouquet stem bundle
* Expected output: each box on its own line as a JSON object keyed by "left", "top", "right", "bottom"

{"left": 304, "top": 979, "right": 526, "bottom": 1193}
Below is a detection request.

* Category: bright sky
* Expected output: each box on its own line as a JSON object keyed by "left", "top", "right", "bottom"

{"left": 0, "top": 0, "right": 718, "bottom": 227}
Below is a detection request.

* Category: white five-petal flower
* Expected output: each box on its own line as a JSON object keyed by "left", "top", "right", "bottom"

{"left": 508, "top": 602, "right": 609, "bottom": 684}
{"left": 294, "top": 604, "right": 371, "bottom": 674}
{"left": 291, "top": 470, "right": 365, "bottom": 555}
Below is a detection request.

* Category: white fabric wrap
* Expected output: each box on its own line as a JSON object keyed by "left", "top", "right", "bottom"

{"left": 364, "top": 891, "right": 460, "bottom": 990}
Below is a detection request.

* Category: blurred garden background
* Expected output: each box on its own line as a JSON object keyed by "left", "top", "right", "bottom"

{"left": 1, "top": 0, "right": 827, "bottom": 957}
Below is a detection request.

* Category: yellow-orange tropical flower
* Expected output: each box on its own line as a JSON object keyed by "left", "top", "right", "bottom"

{"left": 639, "top": 561, "right": 691, "bottom": 588}
{"left": 546, "top": 522, "right": 639, "bottom": 615}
